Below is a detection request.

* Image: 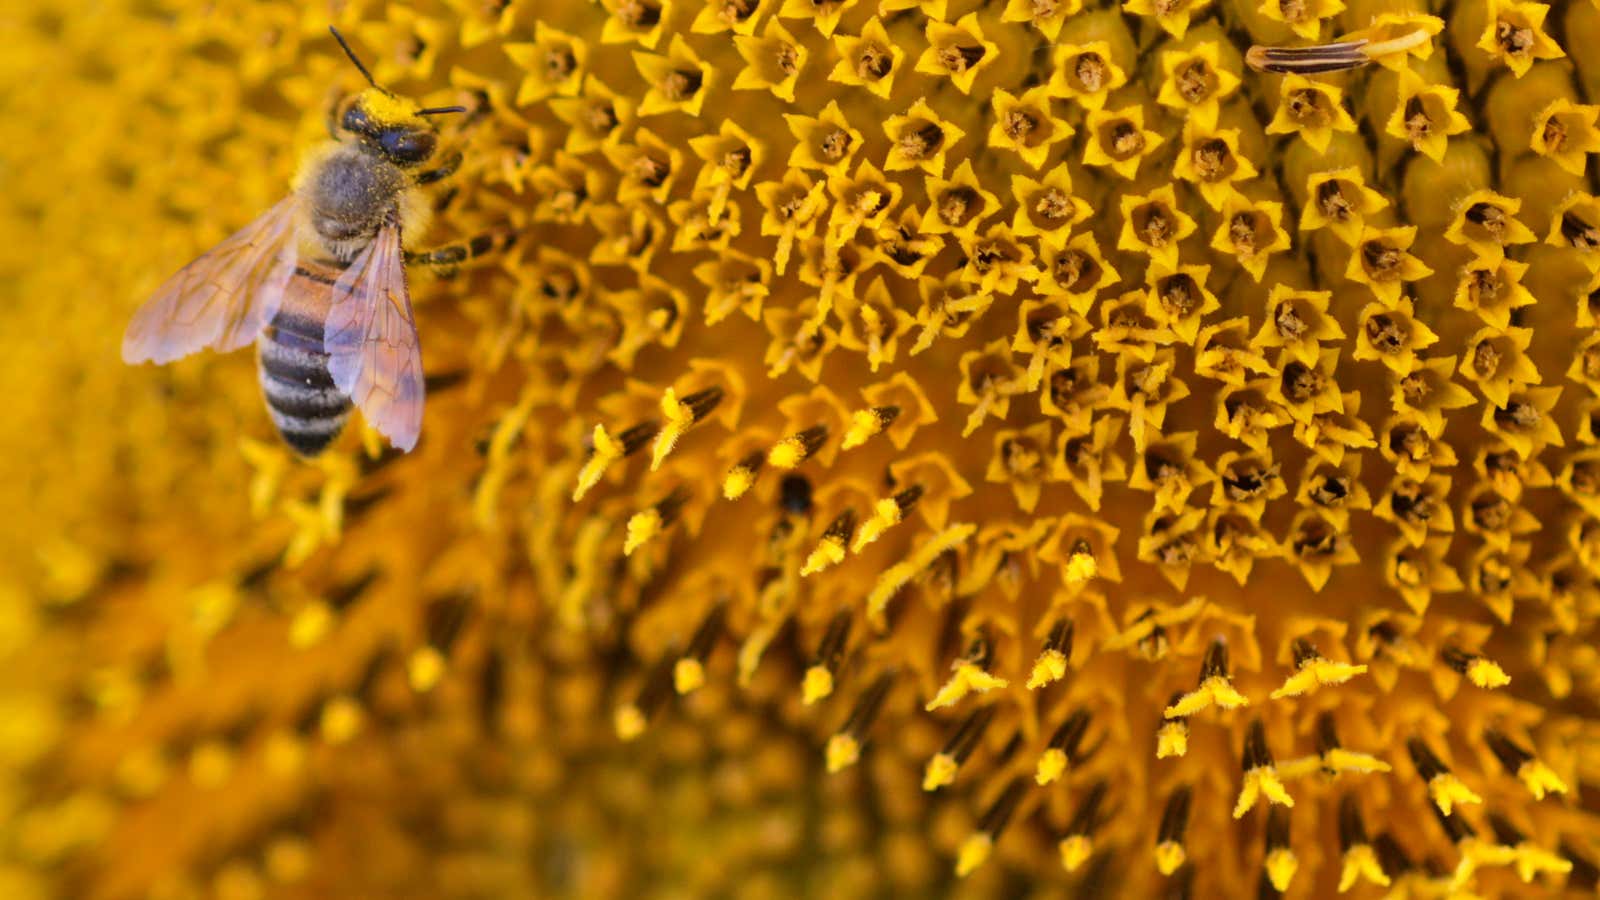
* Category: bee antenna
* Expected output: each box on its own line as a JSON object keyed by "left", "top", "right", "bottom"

{"left": 328, "top": 26, "right": 379, "bottom": 89}
{"left": 417, "top": 106, "right": 469, "bottom": 116}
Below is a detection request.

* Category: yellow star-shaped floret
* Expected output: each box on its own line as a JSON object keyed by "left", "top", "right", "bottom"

{"left": 1082, "top": 105, "right": 1164, "bottom": 180}
{"left": 1265, "top": 74, "right": 1355, "bottom": 154}
{"left": 828, "top": 18, "right": 905, "bottom": 99}
{"left": 1050, "top": 41, "right": 1128, "bottom": 110}
{"left": 1385, "top": 68, "right": 1469, "bottom": 163}
{"left": 1119, "top": 185, "right": 1197, "bottom": 270}
{"left": 1124, "top": 0, "right": 1212, "bottom": 37}
{"left": 915, "top": 14, "right": 999, "bottom": 95}
{"left": 1531, "top": 98, "right": 1600, "bottom": 176}
{"left": 1172, "top": 121, "right": 1257, "bottom": 209}
{"left": 1476, "top": 0, "right": 1565, "bottom": 77}
{"left": 1157, "top": 42, "right": 1239, "bottom": 129}
{"left": 988, "top": 86, "right": 1071, "bottom": 170}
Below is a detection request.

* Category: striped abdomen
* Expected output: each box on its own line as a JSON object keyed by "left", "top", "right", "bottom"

{"left": 256, "top": 264, "right": 351, "bottom": 457}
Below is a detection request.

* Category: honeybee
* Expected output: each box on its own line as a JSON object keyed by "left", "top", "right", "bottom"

{"left": 123, "top": 28, "right": 499, "bottom": 456}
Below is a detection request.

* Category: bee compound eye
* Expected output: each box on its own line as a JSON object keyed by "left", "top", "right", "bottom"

{"left": 380, "top": 128, "right": 435, "bottom": 164}
{"left": 341, "top": 103, "right": 374, "bottom": 135}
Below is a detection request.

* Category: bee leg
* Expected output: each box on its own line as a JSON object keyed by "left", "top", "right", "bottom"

{"left": 405, "top": 229, "right": 518, "bottom": 278}
{"left": 415, "top": 151, "right": 464, "bottom": 186}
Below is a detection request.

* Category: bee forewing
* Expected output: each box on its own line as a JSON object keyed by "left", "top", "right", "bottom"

{"left": 122, "top": 197, "right": 300, "bottom": 365}
{"left": 325, "top": 219, "right": 425, "bottom": 452}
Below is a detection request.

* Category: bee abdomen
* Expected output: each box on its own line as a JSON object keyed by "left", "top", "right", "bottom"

{"left": 258, "top": 323, "right": 351, "bottom": 458}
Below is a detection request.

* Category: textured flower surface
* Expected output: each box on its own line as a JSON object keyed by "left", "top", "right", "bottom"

{"left": 5, "top": 1, "right": 1600, "bottom": 898}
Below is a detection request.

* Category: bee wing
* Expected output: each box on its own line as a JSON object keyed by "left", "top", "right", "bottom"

{"left": 122, "top": 197, "right": 300, "bottom": 364}
{"left": 325, "top": 218, "right": 424, "bottom": 452}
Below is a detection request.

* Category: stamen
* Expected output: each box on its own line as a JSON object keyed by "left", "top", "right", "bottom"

{"left": 1235, "top": 719, "right": 1294, "bottom": 818}
{"left": 1440, "top": 645, "right": 1511, "bottom": 689}
{"left": 1058, "top": 781, "right": 1108, "bottom": 871}
{"left": 799, "top": 508, "right": 856, "bottom": 577}
{"left": 1483, "top": 730, "right": 1568, "bottom": 799}
{"left": 802, "top": 609, "right": 852, "bottom": 705}
{"left": 1408, "top": 737, "right": 1481, "bottom": 815}
{"left": 957, "top": 777, "right": 1028, "bottom": 876}
{"left": 852, "top": 484, "right": 923, "bottom": 552}
{"left": 768, "top": 424, "right": 829, "bottom": 469}
{"left": 923, "top": 705, "right": 995, "bottom": 791}
{"left": 1154, "top": 785, "right": 1191, "bottom": 875}
{"left": 651, "top": 386, "right": 723, "bottom": 470}
{"left": 1336, "top": 794, "right": 1391, "bottom": 890}
{"left": 1156, "top": 692, "right": 1189, "bottom": 759}
{"left": 673, "top": 603, "right": 725, "bottom": 695}
{"left": 1166, "top": 639, "right": 1249, "bottom": 717}
{"left": 722, "top": 449, "right": 766, "bottom": 500}
{"left": 842, "top": 405, "right": 901, "bottom": 449}
{"left": 1034, "top": 708, "right": 1090, "bottom": 785}
{"left": 1315, "top": 712, "right": 1391, "bottom": 774}
{"left": 615, "top": 651, "right": 676, "bottom": 741}
{"left": 826, "top": 671, "right": 894, "bottom": 773}
{"left": 927, "top": 629, "right": 1009, "bottom": 710}
{"left": 407, "top": 594, "right": 470, "bottom": 692}
{"left": 1270, "top": 638, "right": 1367, "bottom": 698}
{"left": 1263, "top": 807, "right": 1297, "bottom": 892}
{"left": 574, "top": 421, "right": 659, "bottom": 501}
{"left": 1027, "top": 619, "right": 1073, "bottom": 689}
{"left": 623, "top": 486, "right": 688, "bottom": 556}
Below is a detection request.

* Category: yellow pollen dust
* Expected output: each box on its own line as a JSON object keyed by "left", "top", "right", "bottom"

{"left": 851, "top": 497, "right": 905, "bottom": 552}
{"left": 407, "top": 647, "right": 446, "bottom": 693}
{"left": 320, "top": 697, "right": 364, "bottom": 746}
{"left": 825, "top": 734, "right": 861, "bottom": 773}
{"left": 767, "top": 434, "right": 811, "bottom": 469}
{"left": 1034, "top": 748, "right": 1067, "bottom": 785}
{"left": 614, "top": 705, "right": 647, "bottom": 742}
{"left": 623, "top": 508, "right": 663, "bottom": 556}
{"left": 1427, "top": 773, "right": 1481, "bottom": 816}
{"left": 1269, "top": 657, "right": 1367, "bottom": 698}
{"left": 651, "top": 389, "right": 697, "bottom": 469}
{"left": 1154, "top": 841, "right": 1186, "bottom": 875}
{"left": 955, "top": 833, "right": 992, "bottom": 877}
{"left": 288, "top": 602, "right": 334, "bottom": 649}
{"left": 1466, "top": 657, "right": 1511, "bottom": 688}
{"left": 1027, "top": 648, "right": 1068, "bottom": 689}
{"left": 842, "top": 408, "right": 887, "bottom": 449}
{"left": 1265, "top": 848, "right": 1298, "bottom": 892}
{"left": 1058, "top": 835, "right": 1093, "bottom": 872}
{"left": 574, "top": 424, "right": 627, "bottom": 501}
{"left": 1165, "top": 676, "right": 1249, "bottom": 717}
{"left": 1516, "top": 760, "right": 1568, "bottom": 799}
{"left": 1063, "top": 548, "right": 1098, "bottom": 584}
{"left": 1156, "top": 721, "right": 1188, "bottom": 759}
{"left": 1513, "top": 843, "right": 1574, "bottom": 882}
{"left": 923, "top": 752, "right": 959, "bottom": 791}
{"left": 1339, "top": 844, "right": 1391, "bottom": 891}
{"left": 926, "top": 663, "right": 1009, "bottom": 710}
{"left": 722, "top": 463, "right": 758, "bottom": 500}
{"left": 800, "top": 534, "right": 847, "bottom": 575}
{"left": 1233, "top": 766, "right": 1293, "bottom": 818}
{"left": 673, "top": 658, "right": 705, "bottom": 694}
{"left": 1322, "top": 748, "right": 1392, "bottom": 775}
{"left": 801, "top": 665, "right": 834, "bottom": 705}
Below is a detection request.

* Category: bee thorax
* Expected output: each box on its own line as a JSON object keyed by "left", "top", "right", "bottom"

{"left": 305, "top": 146, "right": 405, "bottom": 259}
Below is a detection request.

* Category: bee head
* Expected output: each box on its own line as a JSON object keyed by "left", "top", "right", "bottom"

{"left": 329, "top": 28, "right": 465, "bottom": 167}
